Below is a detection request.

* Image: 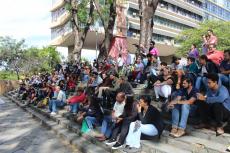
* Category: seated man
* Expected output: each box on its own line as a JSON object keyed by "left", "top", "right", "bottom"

{"left": 168, "top": 78, "right": 197, "bottom": 138}
{"left": 95, "top": 92, "right": 126, "bottom": 141}
{"left": 195, "top": 73, "right": 230, "bottom": 135}
{"left": 124, "top": 96, "right": 164, "bottom": 152}
{"left": 66, "top": 87, "right": 86, "bottom": 115}
{"left": 195, "top": 55, "right": 219, "bottom": 92}
{"left": 219, "top": 49, "right": 230, "bottom": 87}
{"left": 49, "top": 86, "right": 66, "bottom": 115}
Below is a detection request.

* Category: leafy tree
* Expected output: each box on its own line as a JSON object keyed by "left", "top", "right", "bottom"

{"left": 176, "top": 20, "right": 230, "bottom": 56}
{"left": 65, "top": 0, "right": 95, "bottom": 63}
{"left": 138, "top": 0, "right": 159, "bottom": 52}
{"left": 0, "top": 36, "right": 26, "bottom": 80}
{"left": 0, "top": 36, "right": 62, "bottom": 79}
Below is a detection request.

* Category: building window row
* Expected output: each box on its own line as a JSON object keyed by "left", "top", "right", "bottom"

{"left": 127, "top": 8, "right": 192, "bottom": 31}
{"left": 154, "top": 16, "right": 192, "bottom": 30}
{"left": 51, "top": 21, "right": 72, "bottom": 39}
{"left": 203, "top": 0, "right": 230, "bottom": 20}
{"left": 159, "top": 1, "right": 203, "bottom": 22}
{"left": 183, "top": 0, "right": 203, "bottom": 8}
{"left": 127, "top": 28, "right": 174, "bottom": 45}
{"left": 51, "top": 6, "right": 66, "bottom": 22}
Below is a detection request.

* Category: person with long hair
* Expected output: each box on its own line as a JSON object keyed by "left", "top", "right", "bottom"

{"left": 105, "top": 96, "right": 138, "bottom": 150}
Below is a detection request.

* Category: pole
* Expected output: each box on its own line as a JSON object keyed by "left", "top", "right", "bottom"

{"left": 96, "top": 30, "right": 98, "bottom": 59}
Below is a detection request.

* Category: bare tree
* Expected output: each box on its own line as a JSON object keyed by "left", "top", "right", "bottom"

{"left": 138, "top": 0, "right": 159, "bottom": 53}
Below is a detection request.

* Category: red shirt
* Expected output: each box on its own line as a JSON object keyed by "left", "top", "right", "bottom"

{"left": 68, "top": 93, "right": 86, "bottom": 104}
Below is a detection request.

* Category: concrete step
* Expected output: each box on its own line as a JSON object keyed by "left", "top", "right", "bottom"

{"left": 6, "top": 91, "right": 230, "bottom": 153}
{"left": 5, "top": 94, "right": 109, "bottom": 153}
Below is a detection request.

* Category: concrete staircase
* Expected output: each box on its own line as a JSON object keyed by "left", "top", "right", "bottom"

{"left": 4, "top": 89, "right": 230, "bottom": 153}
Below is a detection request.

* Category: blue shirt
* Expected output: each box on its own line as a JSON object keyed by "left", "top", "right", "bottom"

{"left": 206, "top": 85, "right": 230, "bottom": 111}
{"left": 220, "top": 60, "right": 230, "bottom": 75}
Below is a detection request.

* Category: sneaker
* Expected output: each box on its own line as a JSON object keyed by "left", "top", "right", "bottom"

{"left": 105, "top": 139, "right": 116, "bottom": 146}
{"left": 112, "top": 142, "right": 123, "bottom": 150}
{"left": 50, "top": 112, "right": 57, "bottom": 116}
{"left": 169, "top": 127, "right": 178, "bottom": 137}
{"left": 123, "top": 147, "right": 141, "bottom": 153}
{"left": 173, "top": 128, "right": 186, "bottom": 138}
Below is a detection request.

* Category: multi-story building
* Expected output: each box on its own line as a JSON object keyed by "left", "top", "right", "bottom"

{"left": 203, "top": 0, "right": 230, "bottom": 21}
{"left": 50, "top": 0, "right": 229, "bottom": 59}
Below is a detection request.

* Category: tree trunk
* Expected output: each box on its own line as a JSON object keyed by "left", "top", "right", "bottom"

{"left": 139, "top": 0, "right": 159, "bottom": 54}
{"left": 71, "top": 0, "right": 94, "bottom": 63}
{"left": 97, "top": 0, "right": 117, "bottom": 62}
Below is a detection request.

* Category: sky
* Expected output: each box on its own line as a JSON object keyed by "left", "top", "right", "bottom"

{"left": 0, "top": 0, "right": 68, "bottom": 59}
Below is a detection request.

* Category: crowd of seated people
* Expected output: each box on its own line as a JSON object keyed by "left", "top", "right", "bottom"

{"left": 16, "top": 30, "right": 230, "bottom": 152}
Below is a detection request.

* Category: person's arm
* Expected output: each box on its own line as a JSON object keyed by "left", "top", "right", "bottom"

{"left": 206, "top": 88, "right": 229, "bottom": 104}
{"left": 69, "top": 93, "right": 86, "bottom": 104}
{"left": 161, "top": 78, "right": 173, "bottom": 86}
{"left": 177, "top": 97, "right": 196, "bottom": 105}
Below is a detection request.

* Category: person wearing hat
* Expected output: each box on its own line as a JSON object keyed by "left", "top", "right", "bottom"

{"left": 66, "top": 87, "right": 86, "bottom": 115}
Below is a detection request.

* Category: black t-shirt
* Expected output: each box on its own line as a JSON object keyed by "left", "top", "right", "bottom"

{"left": 178, "top": 87, "right": 197, "bottom": 100}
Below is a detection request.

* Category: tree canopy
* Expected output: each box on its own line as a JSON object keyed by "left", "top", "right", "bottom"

{"left": 176, "top": 21, "right": 230, "bottom": 56}
{"left": 0, "top": 36, "right": 61, "bottom": 79}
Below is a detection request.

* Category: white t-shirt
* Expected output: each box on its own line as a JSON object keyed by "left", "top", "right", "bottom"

{"left": 113, "top": 101, "right": 125, "bottom": 117}
{"left": 118, "top": 57, "right": 123, "bottom": 67}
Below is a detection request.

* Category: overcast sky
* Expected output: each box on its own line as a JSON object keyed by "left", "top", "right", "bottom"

{"left": 0, "top": 0, "right": 53, "bottom": 47}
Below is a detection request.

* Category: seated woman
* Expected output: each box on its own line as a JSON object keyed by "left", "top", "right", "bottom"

{"left": 124, "top": 96, "right": 164, "bottom": 152}
{"left": 154, "top": 67, "right": 175, "bottom": 103}
{"left": 105, "top": 96, "right": 138, "bottom": 150}
{"left": 132, "top": 57, "right": 144, "bottom": 83}
{"left": 77, "top": 96, "right": 103, "bottom": 130}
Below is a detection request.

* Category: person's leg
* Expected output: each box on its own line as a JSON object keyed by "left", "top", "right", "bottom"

{"left": 117, "top": 120, "right": 132, "bottom": 145}
{"left": 101, "top": 116, "right": 112, "bottom": 137}
{"left": 212, "top": 103, "right": 227, "bottom": 128}
{"left": 178, "top": 104, "right": 190, "bottom": 129}
{"left": 160, "top": 85, "right": 172, "bottom": 99}
{"left": 154, "top": 86, "right": 161, "bottom": 99}
{"left": 172, "top": 105, "right": 180, "bottom": 129}
{"left": 218, "top": 74, "right": 229, "bottom": 86}
{"left": 195, "top": 76, "right": 202, "bottom": 91}
{"left": 110, "top": 122, "right": 122, "bottom": 140}
{"left": 125, "top": 122, "right": 140, "bottom": 148}
{"left": 85, "top": 116, "right": 97, "bottom": 129}
{"left": 51, "top": 100, "right": 58, "bottom": 113}
{"left": 98, "top": 87, "right": 109, "bottom": 98}
{"left": 70, "top": 103, "right": 79, "bottom": 114}
{"left": 194, "top": 100, "right": 211, "bottom": 128}
{"left": 49, "top": 100, "right": 53, "bottom": 112}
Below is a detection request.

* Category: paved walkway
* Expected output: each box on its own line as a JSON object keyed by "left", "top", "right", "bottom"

{"left": 0, "top": 96, "right": 79, "bottom": 153}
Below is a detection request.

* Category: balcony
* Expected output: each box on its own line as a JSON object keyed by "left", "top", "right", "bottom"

{"left": 51, "top": 11, "right": 71, "bottom": 28}
{"left": 50, "top": 21, "right": 73, "bottom": 46}
{"left": 51, "top": 0, "right": 65, "bottom": 12}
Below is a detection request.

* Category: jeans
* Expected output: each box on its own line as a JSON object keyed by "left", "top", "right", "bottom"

{"left": 85, "top": 116, "right": 98, "bottom": 129}
{"left": 100, "top": 116, "right": 114, "bottom": 138}
{"left": 49, "top": 100, "right": 65, "bottom": 113}
{"left": 219, "top": 74, "right": 229, "bottom": 87}
{"left": 125, "top": 122, "right": 158, "bottom": 148}
{"left": 195, "top": 76, "right": 206, "bottom": 91}
{"left": 172, "top": 104, "right": 190, "bottom": 129}
{"left": 70, "top": 103, "right": 79, "bottom": 113}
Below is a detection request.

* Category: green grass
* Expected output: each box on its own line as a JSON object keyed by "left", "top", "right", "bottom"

{"left": 0, "top": 71, "right": 19, "bottom": 80}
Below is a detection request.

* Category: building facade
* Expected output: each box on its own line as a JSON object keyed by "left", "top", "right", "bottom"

{"left": 50, "top": 0, "right": 229, "bottom": 59}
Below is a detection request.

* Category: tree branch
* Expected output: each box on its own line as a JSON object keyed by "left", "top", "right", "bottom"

{"left": 93, "top": 0, "right": 105, "bottom": 30}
